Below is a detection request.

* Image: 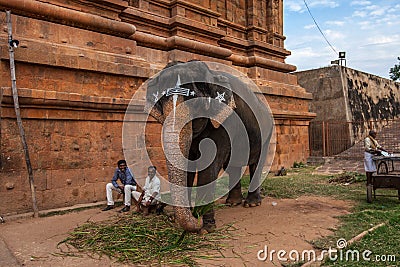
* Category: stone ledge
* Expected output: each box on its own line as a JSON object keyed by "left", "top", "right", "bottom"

{"left": 258, "top": 84, "right": 313, "bottom": 100}
{"left": 0, "top": 0, "right": 135, "bottom": 37}
{"left": 169, "top": 15, "right": 226, "bottom": 40}
{"left": 123, "top": 7, "right": 225, "bottom": 41}
{"left": 169, "top": 0, "right": 221, "bottom": 18}
{"left": 0, "top": 87, "right": 146, "bottom": 113}
{"left": 122, "top": 6, "right": 170, "bottom": 32}
{"left": 273, "top": 110, "right": 316, "bottom": 121}
{"left": 1, "top": 201, "right": 107, "bottom": 222}
{"left": 0, "top": 38, "right": 151, "bottom": 78}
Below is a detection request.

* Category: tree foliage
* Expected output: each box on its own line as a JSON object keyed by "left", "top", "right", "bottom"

{"left": 389, "top": 57, "right": 400, "bottom": 81}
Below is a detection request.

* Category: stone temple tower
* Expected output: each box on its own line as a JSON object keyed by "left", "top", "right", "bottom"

{"left": 0, "top": 0, "right": 314, "bottom": 214}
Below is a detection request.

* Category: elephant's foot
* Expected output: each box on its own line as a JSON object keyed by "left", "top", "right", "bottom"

{"left": 243, "top": 193, "right": 262, "bottom": 208}
{"left": 201, "top": 212, "right": 216, "bottom": 233}
{"left": 243, "top": 201, "right": 261, "bottom": 208}
{"left": 225, "top": 192, "right": 243, "bottom": 207}
{"left": 201, "top": 221, "right": 216, "bottom": 233}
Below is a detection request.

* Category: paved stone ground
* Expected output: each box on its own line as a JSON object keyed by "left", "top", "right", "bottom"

{"left": 0, "top": 202, "right": 107, "bottom": 267}
{"left": 313, "top": 157, "right": 365, "bottom": 175}
{"left": 0, "top": 237, "right": 20, "bottom": 267}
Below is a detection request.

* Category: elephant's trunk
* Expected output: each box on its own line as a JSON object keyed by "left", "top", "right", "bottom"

{"left": 162, "top": 99, "right": 203, "bottom": 232}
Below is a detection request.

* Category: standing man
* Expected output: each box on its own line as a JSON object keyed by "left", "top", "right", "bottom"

{"left": 364, "top": 130, "right": 386, "bottom": 186}
{"left": 132, "top": 166, "right": 160, "bottom": 216}
{"left": 102, "top": 159, "right": 137, "bottom": 212}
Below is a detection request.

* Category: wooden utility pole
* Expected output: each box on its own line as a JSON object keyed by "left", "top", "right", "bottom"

{"left": 6, "top": 10, "right": 39, "bottom": 218}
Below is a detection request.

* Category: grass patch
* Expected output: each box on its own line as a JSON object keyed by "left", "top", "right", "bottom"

{"left": 261, "top": 167, "right": 366, "bottom": 201}
{"left": 59, "top": 213, "right": 233, "bottom": 266}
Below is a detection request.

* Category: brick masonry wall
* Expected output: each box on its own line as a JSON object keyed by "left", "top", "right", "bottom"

{"left": 0, "top": 0, "right": 314, "bottom": 215}
{"left": 344, "top": 68, "right": 400, "bottom": 121}
{"left": 295, "top": 65, "right": 400, "bottom": 141}
{"left": 295, "top": 66, "right": 350, "bottom": 122}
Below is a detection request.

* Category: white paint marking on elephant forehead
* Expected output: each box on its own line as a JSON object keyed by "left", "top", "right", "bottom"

{"left": 215, "top": 92, "right": 226, "bottom": 103}
{"left": 172, "top": 94, "right": 178, "bottom": 131}
{"left": 175, "top": 74, "right": 181, "bottom": 88}
{"left": 153, "top": 91, "right": 159, "bottom": 102}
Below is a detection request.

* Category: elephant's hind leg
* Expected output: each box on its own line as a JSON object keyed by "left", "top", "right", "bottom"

{"left": 225, "top": 166, "right": 244, "bottom": 206}
{"left": 244, "top": 163, "right": 263, "bottom": 207}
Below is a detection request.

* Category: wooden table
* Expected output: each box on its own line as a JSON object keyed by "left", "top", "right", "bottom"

{"left": 367, "top": 154, "right": 400, "bottom": 203}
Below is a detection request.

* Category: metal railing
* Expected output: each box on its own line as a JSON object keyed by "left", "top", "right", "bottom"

{"left": 309, "top": 119, "right": 400, "bottom": 158}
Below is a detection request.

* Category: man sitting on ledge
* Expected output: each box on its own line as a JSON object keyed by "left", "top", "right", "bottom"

{"left": 102, "top": 159, "right": 137, "bottom": 212}
{"left": 132, "top": 166, "right": 160, "bottom": 216}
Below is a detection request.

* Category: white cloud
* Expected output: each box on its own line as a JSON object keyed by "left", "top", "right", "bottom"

{"left": 369, "top": 7, "right": 387, "bottom": 16}
{"left": 287, "top": 46, "right": 338, "bottom": 71}
{"left": 352, "top": 10, "right": 367, "bottom": 17}
{"left": 365, "top": 35, "right": 400, "bottom": 46}
{"left": 285, "top": 0, "right": 339, "bottom": 13}
{"left": 376, "top": 14, "right": 400, "bottom": 25}
{"left": 290, "top": 47, "right": 317, "bottom": 57}
{"left": 357, "top": 20, "right": 372, "bottom": 30}
{"left": 307, "top": 0, "right": 339, "bottom": 8}
{"left": 285, "top": 0, "right": 304, "bottom": 12}
{"left": 350, "top": 1, "right": 371, "bottom": 6}
{"left": 351, "top": 4, "right": 399, "bottom": 27}
{"left": 304, "top": 24, "right": 316, "bottom": 29}
{"left": 287, "top": 33, "right": 329, "bottom": 48}
{"left": 325, "top": 30, "right": 345, "bottom": 40}
{"left": 351, "top": 4, "right": 394, "bottom": 20}
{"left": 386, "top": 19, "right": 400, "bottom": 26}
{"left": 388, "top": 7, "right": 400, "bottom": 14}
{"left": 325, "top": 20, "right": 345, "bottom": 26}
{"left": 364, "top": 5, "right": 379, "bottom": 11}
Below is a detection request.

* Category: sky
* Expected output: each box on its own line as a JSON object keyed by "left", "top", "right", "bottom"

{"left": 283, "top": 0, "right": 400, "bottom": 79}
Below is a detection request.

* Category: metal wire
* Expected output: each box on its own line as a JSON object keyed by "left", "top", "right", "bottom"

{"left": 303, "top": 0, "right": 338, "bottom": 56}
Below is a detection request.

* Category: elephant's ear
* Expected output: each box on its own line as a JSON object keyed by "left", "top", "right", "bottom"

{"left": 211, "top": 96, "right": 236, "bottom": 128}
{"left": 144, "top": 77, "right": 165, "bottom": 124}
{"left": 210, "top": 75, "right": 236, "bottom": 128}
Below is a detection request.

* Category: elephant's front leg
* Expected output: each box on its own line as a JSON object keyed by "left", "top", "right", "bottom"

{"left": 195, "top": 167, "right": 218, "bottom": 233}
{"left": 225, "top": 166, "right": 244, "bottom": 206}
{"left": 244, "top": 163, "right": 263, "bottom": 207}
{"left": 187, "top": 153, "right": 197, "bottom": 208}
{"left": 187, "top": 170, "right": 196, "bottom": 208}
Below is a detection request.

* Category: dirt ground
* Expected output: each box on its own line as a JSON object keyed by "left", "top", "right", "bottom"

{"left": 0, "top": 196, "right": 351, "bottom": 267}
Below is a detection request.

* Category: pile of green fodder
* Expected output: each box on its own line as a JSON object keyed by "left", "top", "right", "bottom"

{"left": 59, "top": 213, "right": 232, "bottom": 266}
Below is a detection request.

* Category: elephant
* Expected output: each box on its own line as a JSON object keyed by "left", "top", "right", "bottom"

{"left": 145, "top": 60, "right": 274, "bottom": 232}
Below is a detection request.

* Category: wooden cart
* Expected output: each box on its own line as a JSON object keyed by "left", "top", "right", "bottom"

{"left": 367, "top": 154, "right": 400, "bottom": 203}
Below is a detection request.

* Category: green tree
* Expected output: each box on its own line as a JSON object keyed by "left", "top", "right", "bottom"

{"left": 389, "top": 57, "right": 400, "bottom": 81}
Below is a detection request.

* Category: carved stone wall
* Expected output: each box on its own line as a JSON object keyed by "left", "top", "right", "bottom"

{"left": 0, "top": 0, "right": 314, "bottom": 215}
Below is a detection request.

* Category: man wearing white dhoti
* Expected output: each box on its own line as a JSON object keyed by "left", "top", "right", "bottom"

{"left": 364, "top": 130, "right": 386, "bottom": 185}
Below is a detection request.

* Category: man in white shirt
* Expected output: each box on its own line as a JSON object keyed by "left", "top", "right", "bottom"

{"left": 132, "top": 166, "right": 160, "bottom": 215}
{"left": 364, "top": 130, "right": 387, "bottom": 185}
